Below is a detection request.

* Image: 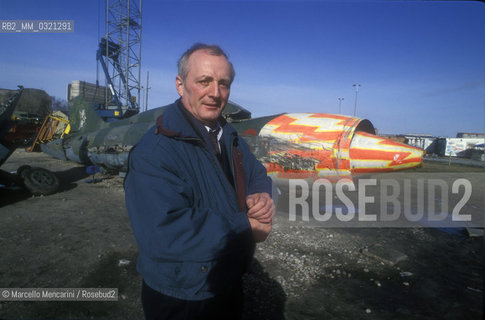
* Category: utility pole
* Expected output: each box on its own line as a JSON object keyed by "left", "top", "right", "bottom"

{"left": 145, "top": 70, "right": 150, "bottom": 111}
{"left": 338, "top": 97, "right": 344, "bottom": 114}
{"left": 353, "top": 84, "right": 361, "bottom": 116}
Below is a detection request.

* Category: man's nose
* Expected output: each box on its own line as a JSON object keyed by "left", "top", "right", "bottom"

{"left": 208, "top": 82, "right": 220, "bottom": 98}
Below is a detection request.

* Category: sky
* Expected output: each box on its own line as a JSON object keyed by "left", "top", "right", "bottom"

{"left": 0, "top": 0, "right": 484, "bottom": 137}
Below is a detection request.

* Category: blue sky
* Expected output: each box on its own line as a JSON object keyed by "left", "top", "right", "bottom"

{"left": 0, "top": 0, "right": 484, "bottom": 137}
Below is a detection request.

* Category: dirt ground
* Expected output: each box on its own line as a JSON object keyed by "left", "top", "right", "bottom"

{"left": 0, "top": 150, "right": 483, "bottom": 320}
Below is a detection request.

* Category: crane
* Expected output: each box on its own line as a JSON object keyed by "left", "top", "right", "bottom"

{"left": 95, "top": 0, "right": 142, "bottom": 121}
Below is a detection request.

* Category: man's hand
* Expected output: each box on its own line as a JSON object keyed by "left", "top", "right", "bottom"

{"left": 248, "top": 218, "right": 272, "bottom": 243}
{"left": 246, "top": 193, "right": 274, "bottom": 224}
{"left": 246, "top": 193, "right": 274, "bottom": 242}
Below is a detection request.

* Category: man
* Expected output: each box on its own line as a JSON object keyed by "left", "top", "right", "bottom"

{"left": 124, "top": 43, "right": 274, "bottom": 320}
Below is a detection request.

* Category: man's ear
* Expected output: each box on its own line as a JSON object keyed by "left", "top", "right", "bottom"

{"left": 175, "top": 75, "right": 184, "bottom": 96}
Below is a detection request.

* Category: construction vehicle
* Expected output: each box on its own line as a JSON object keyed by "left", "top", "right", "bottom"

{"left": 27, "top": 113, "right": 70, "bottom": 152}
{"left": 0, "top": 86, "right": 59, "bottom": 196}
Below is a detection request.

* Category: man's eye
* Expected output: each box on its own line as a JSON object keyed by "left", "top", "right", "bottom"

{"left": 199, "top": 79, "right": 210, "bottom": 86}
{"left": 219, "top": 81, "right": 230, "bottom": 89}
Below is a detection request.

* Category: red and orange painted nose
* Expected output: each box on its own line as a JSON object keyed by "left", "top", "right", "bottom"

{"left": 349, "top": 131, "right": 423, "bottom": 174}
{"left": 251, "top": 113, "right": 424, "bottom": 180}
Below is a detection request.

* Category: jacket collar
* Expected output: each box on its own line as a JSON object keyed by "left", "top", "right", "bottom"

{"left": 155, "top": 99, "right": 236, "bottom": 141}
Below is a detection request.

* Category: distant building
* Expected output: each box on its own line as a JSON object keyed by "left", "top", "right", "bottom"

{"left": 67, "top": 80, "right": 112, "bottom": 105}
{"left": 428, "top": 137, "right": 484, "bottom": 160}
{"left": 456, "top": 132, "right": 485, "bottom": 139}
{"left": 403, "top": 134, "right": 437, "bottom": 151}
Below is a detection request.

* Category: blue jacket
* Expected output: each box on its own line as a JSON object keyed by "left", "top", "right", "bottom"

{"left": 124, "top": 100, "right": 272, "bottom": 300}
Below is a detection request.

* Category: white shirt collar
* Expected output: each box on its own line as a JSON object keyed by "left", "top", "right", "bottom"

{"left": 204, "top": 123, "right": 223, "bottom": 141}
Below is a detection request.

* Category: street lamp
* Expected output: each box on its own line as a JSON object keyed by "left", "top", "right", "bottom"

{"left": 338, "top": 98, "right": 344, "bottom": 114}
{"left": 353, "top": 84, "right": 361, "bottom": 116}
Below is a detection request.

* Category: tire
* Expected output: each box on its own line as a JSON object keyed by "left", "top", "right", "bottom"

{"left": 16, "top": 165, "right": 32, "bottom": 179}
{"left": 22, "top": 167, "right": 60, "bottom": 196}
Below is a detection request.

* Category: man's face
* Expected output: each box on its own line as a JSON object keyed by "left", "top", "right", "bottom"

{"left": 176, "top": 50, "right": 232, "bottom": 126}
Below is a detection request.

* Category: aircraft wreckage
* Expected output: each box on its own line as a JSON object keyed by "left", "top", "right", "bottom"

{"left": 41, "top": 97, "right": 424, "bottom": 180}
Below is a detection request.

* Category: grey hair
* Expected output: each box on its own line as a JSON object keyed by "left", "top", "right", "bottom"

{"left": 177, "top": 43, "right": 236, "bottom": 82}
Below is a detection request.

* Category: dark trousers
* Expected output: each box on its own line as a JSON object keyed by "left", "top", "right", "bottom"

{"left": 141, "top": 280, "right": 244, "bottom": 320}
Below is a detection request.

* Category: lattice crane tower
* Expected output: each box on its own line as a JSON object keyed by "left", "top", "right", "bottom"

{"left": 100, "top": 0, "right": 142, "bottom": 116}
